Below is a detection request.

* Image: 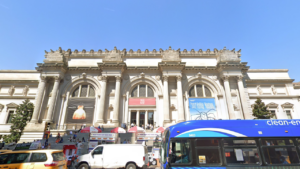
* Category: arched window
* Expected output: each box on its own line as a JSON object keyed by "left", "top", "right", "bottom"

{"left": 189, "top": 84, "right": 212, "bottom": 97}
{"left": 71, "top": 84, "right": 95, "bottom": 98}
{"left": 131, "top": 84, "right": 154, "bottom": 97}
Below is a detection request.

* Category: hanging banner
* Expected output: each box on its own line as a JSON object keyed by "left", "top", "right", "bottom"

{"left": 189, "top": 98, "right": 217, "bottom": 120}
{"left": 66, "top": 98, "right": 95, "bottom": 123}
{"left": 129, "top": 98, "right": 156, "bottom": 106}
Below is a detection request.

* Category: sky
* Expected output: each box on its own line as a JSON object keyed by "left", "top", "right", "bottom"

{"left": 0, "top": 0, "right": 299, "bottom": 82}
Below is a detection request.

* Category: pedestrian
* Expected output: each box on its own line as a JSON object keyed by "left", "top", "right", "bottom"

{"left": 73, "top": 133, "right": 77, "bottom": 142}
{"left": 69, "top": 136, "right": 72, "bottom": 142}
{"left": 69, "top": 130, "right": 73, "bottom": 135}
{"left": 77, "top": 141, "right": 83, "bottom": 156}
{"left": 131, "top": 123, "right": 134, "bottom": 127}
{"left": 123, "top": 140, "right": 127, "bottom": 144}
{"left": 82, "top": 137, "right": 85, "bottom": 142}
{"left": 47, "top": 143, "right": 51, "bottom": 149}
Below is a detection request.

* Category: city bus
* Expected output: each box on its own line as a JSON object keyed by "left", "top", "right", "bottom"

{"left": 160, "top": 119, "right": 300, "bottom": 169}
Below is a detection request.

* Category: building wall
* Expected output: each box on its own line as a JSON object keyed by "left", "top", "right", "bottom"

{"left": 0, "top": 47, "right": 299, "bottom": 141}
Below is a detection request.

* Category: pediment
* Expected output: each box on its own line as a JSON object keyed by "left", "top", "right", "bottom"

{"left": 6, "top": 103, "right": 18, "bottom": 108}
{"left": 266, "top": 102, "right": 278, "bottom": 108}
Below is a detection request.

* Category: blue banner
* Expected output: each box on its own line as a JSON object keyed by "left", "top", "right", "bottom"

{"left": 189, "top": 98, "right": 216, "bottom": 120}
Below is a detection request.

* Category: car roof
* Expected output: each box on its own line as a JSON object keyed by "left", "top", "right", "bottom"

{"left": 100, "top": 144, "right": 144, "bottom": 147}
{"left": 3, "top": 149, "right": 63, "bottom": 154}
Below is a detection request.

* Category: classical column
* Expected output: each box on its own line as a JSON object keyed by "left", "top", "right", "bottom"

{"left": 112, "top": 76, "right": 121, "bottom": 124}
{"left": 163, "top": 75, "right": 171, "bottom": 123}
{"left": 176, "top": 75, "right": 185, "bottom": 123}
{"left": 145, "top": 111, "right": 148, "bottom": 126}
{"left": 237, "top": 76, "right": 251, "bottom": 119}
{"left": 30, "top": 76, "right": 47, "bottom": 123}
{"left": 136, "top": 111, "right": 139, "bottom": 126}
{"left": 97, "top": 76, "right": 107, "bottom": 123}
{"left": 45, "top": 76, "right": 61, "bottom": 122}
{"left": 223, "top": 76, "right": 235, "bottom": 119}
{"left": 57, "top": 94, "right": 66, "bottom": 127}
{"left": 59, "top": 92, "right": 69, "bottom": 128}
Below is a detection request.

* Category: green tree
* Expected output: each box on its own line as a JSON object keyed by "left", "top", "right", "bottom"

{"left": 252, "top": 98, "right": 272, "bottom": 119}
{"left": 4, "top": 99, "right": 34, "bottom": 143}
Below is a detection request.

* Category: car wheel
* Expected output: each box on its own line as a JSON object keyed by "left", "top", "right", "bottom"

{"left": 78, "top": 163, "right": 89, "bottom": 169}
{"left": 152, "top": 159, "right": 157, "bottom": 165}
{"left": 126, "top": 163, "right": 136, "bottom": 169}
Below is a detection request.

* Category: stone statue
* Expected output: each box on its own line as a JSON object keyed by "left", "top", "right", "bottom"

{"left": 22, "top": 85, "right": 29, "bottom": 96}
{"left": 271, "top": 85, "right": 277, "bottom": 95}
{"left": 257, "top": 85, "right": 263, "bottom": 95}
{"left": 8, "top": 85, "right": 15, "bottom": 96}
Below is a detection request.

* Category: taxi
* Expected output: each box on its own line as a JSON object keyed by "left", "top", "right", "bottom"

{"left": 0, "top": 149, "right": 67, "bottom": 169}
{"left": 0, "top": 150, "right": 12, "bottom": 154}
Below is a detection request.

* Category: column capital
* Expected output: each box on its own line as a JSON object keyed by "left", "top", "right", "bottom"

{"left": 115, "top": 76, "right": 122, "bottom": 82}
{"left": 61, "top": 94, "right": 66, "bottom": 98}
{"left": 176, "top": 75, "right": 182, "bottom": 81}
{"left": 162, "top": 75, "right": 169, "bottom": 82}
{"left": 236, "top": 75, "right": 243, "bottom": 82}
{"left": 98, "top": 76, "right": 107, "bottom": 82}
{"left": 40, "top": 76, "right": 47, "bottom": 82}
{"left": 222, "top": 75, "right": 230, "bottom": 81}
{"left": 54, "top": 76, "right": 60, "bottom": 82}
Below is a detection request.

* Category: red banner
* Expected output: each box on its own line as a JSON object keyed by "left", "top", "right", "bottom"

{"left": 129, "top": 98, "right": 156, "bottom": 106}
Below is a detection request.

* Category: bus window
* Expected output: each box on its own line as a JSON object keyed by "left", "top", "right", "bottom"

{"left": 223, "top": 139, "right": 260, "bottom": 165}
{"left": 262, "top": 139, "right": 293, "bottom": 146}
{"left": 196, "top": 139, "right": 221, "bottom": 165}
{"left": 169, "top": 140, "right": 191, "bottom": 164}
{"left": 261, "top": 139, "right": 299, "bottom": 165}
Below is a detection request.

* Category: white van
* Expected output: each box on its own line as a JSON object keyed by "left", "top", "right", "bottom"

{"left": 75, "top": 144, "right": 148, "bottom": 169}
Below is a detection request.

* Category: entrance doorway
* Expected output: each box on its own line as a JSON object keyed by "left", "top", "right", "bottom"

{"left": 130, "top": 110, "right": 155, "bottom": 128}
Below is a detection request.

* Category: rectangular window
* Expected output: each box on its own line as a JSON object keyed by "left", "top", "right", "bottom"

{"left": 93, "top": 147, "right": 103, "bottom": 155}
{"left": 262, "top": 139, "right": 293, "bottom": 146}
{"left": 30, "top": 153, "right": 47, "bottom": 162}
{"left": 148, "top": 112, "right": 154, "bottom": 125}
{"left": 170, "top": 140, "right": 192, "bottom": 164}
{"left": 286, "top": 110, "right": 292, "bottom": 119}
{"left": 0, "top": 153, "right": 30, "bottom": 164}
{"left": 6, "top": 111, "right": 14, "bottom": 123}
{"left": 262, "top": 147, "right": 299, "bottom": 164}
{"left": 261, "top": 139, "right": 299, "bottom": 165}
{"left": 270, "top": 110, "right": 277, "bottom": 119}
{"left": 131, "top": 112, "right": 136, "bottom": 126}
{"left": 195, "top": 139, "right": 221, "bottom": 165}
{"left": 223, "top": 139, "right": 260, "bottom": 165}
{"left": 224, "top": 148, "right": 259, "bottom": 165}
{"left": 139, "top": 112, "right": 145, "bottom": 127}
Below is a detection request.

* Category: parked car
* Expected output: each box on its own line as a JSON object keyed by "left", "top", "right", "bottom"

{"left": 0, "top": 149, "right": 66, "bottom": 169}
{"left": 75, "top": 144, "right": 148, "bottom": 169}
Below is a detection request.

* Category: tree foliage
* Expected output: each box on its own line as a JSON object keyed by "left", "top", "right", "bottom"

{"left": 252, "top": 98, "right": 272, "bottom": 119}
{"left": 3, "top": 99, "right": 34, "bottom": 143}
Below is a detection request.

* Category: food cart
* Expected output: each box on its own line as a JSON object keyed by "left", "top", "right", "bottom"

{"left": 63, "top": 145, "right": 78, "bottom": 168}
{"left": 136, "top": 133, "right": 161, "bottom": 165}
{"left": 89, "top": 133, "right": 117, "bottom": 152}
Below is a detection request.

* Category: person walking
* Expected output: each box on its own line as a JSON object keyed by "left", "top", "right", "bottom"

{"left": 73, "top": 133, "right": 77, "bottom": 142}
{"left": 77, "top": 141, "right": 83, "bottom": 156}
{"left": 82, "top": 137, "right": 85, "bottom": 142}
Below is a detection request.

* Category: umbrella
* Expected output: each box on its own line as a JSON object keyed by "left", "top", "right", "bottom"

{"left": 153, "top": 127, "right": 165, "bottom": 133}
{"left": 111, "top": 127, "right": 126, "bottom": 133}
{"left": 80, "top": 126, "right": 102, "bottom": 133}
{"left": 128, "top": 126, "right": 145, "bottom": 133}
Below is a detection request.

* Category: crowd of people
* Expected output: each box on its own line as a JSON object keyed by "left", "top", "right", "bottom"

{"left": 131, "top": 123, "right": 154, "bottom": 130}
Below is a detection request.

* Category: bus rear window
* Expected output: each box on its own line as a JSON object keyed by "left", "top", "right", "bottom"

{"left": 52, "top": 152, "right": 65, "bottom": 161}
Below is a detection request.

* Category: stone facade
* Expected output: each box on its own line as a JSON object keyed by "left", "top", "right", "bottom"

{"left": 0, "top": 46, "right": 299, "bottom": 142}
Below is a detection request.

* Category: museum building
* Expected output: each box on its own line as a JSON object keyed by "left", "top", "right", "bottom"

{"left": 0, "top": 46, "right": 299, "bottom": 142}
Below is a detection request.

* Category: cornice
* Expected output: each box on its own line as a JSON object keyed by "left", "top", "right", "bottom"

{"left": 0, "top": 70, "right": 38, "bottom": 73}
{"left": 248, "top": 69, "right": 289, "bottom": 72}
{"left": 126, "top": 66, "right": 159, "bottom": 70}
{"left": 0, "top": 96, "right": 35, "bottom": 99}
{"left": 249, "top": 95, "right": 300, "bottom": 99}
{"left": 184, "top": 66, "right": 216, "bottom": 71}
{"left": 158, "top": 62, "right": 186, "bottom": 70}
{"left": 68, "top": 67, "right": 101, "bottom": 71}
{"left": 0, "top": 80, "right": 39, "bottom": 83}
{"left": 246, "top": 79, "right": 294, "bottom": 83}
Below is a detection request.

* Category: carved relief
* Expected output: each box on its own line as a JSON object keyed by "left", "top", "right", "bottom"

{"left": 281, "top": 102, "right": 294, "bottom": 111}
{"left": 22, "top": 85, "right": 29, "bottom": 96}
{"left": 176, "top": 75, "right": 182, "bottom": 81}
{"left": 196, "top": 72, "right": 202, "bottom": 79}
{"left": 162, "top": 75, "right": 168, "bottom": 82}
{"left": 271, "top": 85, "right": 277, "bottom": 95}
{"left": 218, "top": 47, "right": 241, "bottom": 63}
{"left": 237, "top": 75, "right": 243, "bottom": 82}
{"left": 162, "top": 46, "right": 181, "bottom": 62}
{"left": 139, "top": 72, "right": 145, "bottom": 79}
{"left": 98, "top": 76, "right": 107, "bottom": 82}
{"left": 0, "top": 104, "right": 4, "bottom": 112}
{"left": 103, "top": 46, "right": 123, "bottom": 62}
{"left": 257, "top": 85, "right": 263, "bottom": 95}
{"left": 233, "top": 104, "right": 240, "bottom": 111}
{"left": 155, "top": 75, "right": 161, "bottom": 81}
{"left": 8, "top": 85, "right": 15, "bottom": 96}
{"left": 44, "top": 47, "right": 64, "bottom": 63}
{"left": 82, "top": 73, "right": 87, "bottom": 79}
{"left": 209, "top": 76, "right": 218, "bottom": 81}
